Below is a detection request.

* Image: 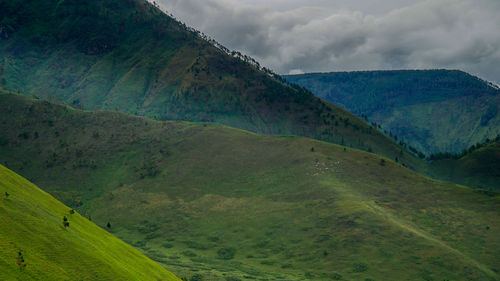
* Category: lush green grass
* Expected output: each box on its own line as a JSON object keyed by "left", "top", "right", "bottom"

{"left": 0, "top": 0, "right": 421, "bottom": 167}
{"left": 1, "top": 93, "right": 499, "bottom": 280}
{"left": 0, "top": 164, "right": 180, "bottom": 281}
{"left": 428, "top": 142, "right": 500, "bottom": 191}
{"left": 285, "top": 70, "right": 500, "bottom": 155}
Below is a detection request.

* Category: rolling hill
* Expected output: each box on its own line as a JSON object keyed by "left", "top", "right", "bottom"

{"left": 1, "top": 92, "right": 499, "bottom": 280}
{"left": 285, "top": 70, "right": 500, "bottom": 155}
{"left": 0, "top": 0, "right": 420, "bottom": 166}
{"left": 428, "top": 140, "right": 500, "bottom": 191}
{"left": 0, "top": 164, "right": 180, "bottom": 280}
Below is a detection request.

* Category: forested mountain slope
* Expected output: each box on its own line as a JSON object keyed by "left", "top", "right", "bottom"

{"left": 0, "top": 0, "right": 417, "bottom": 165}
{"left": 429, "top": 140, "right": 500, "bottom": 191}
{"left": 285, "top": 70, "right": 500, "bottom": 155}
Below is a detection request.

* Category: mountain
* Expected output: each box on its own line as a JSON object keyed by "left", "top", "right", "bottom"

{"left": 0, "top": 0, "right": 420, "bottom": 166}
{"left": 428, "top": 139, "right": 500, "bottom": 191}
{"left": 0, "top": 164, "right": 179, "bottom": 280}
{"left": 285, "top": 70, "right": 500, "bottom": 155}
{"left": 1, "top": 92, "right": 499, "bottom": 280}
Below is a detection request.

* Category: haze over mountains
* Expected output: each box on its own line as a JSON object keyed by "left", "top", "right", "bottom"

{"left": 0, "top": 0, "right": 499, "bottom": 280}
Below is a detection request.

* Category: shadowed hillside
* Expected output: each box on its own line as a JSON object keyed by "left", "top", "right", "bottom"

{"left": 1, "top": 92, "right": 499, "bottom": 280}
{"left": 0, "top": 0, "right": 421, "bottom": 166}
{"left": 0, "top": 164, "right": 180, "bottom": 280}
{"left": 285, "top": 70, "right": 500, "bottom": 155}
{"left": 428, "top": 141, "right": 500, "bottom": 191}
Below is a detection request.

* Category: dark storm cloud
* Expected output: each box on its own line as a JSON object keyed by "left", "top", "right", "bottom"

{"left": 154, "top": 0, "right": 500, "bottom": 83}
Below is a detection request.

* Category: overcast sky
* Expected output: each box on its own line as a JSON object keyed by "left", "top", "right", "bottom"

{"left": 154, "top": 0, "right": 500, "bottom": 83}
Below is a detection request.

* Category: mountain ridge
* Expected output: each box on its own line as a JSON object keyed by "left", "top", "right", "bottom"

{"left": 0, "top": 0, "right": 422, "bottom": 168}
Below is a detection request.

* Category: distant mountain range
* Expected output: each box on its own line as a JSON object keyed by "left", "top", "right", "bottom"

{"left": 285, "top": 70, "right": 500, "bottom": 155}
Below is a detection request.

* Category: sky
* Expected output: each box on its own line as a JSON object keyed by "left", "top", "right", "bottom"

{"left": 154, "top": 0, "right": 500, "bottom": 83}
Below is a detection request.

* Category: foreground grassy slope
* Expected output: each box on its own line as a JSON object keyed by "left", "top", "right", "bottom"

{"left": 1, "top": 93, "right": 499, "bottom": 280}
{"left": 428, "top": 142, "right": 500, "bottom": 191}
{"left": 0, "top": 165, "right": 180, "bottom": 281}
{"left": 285, "top": 70, "right": 500, "bottom": 154}
{"left": 0, "top": 0, "right": 419, "bottom": 165}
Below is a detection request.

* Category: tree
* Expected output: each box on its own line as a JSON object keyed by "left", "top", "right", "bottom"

{"left": 16, "top": 250, "right": 26, "bottom": 270}
{"left": 4, "top": 192, "right": 9, "bottom": 198}
{"left": 63, "top": 216, "right": 69, "bottom": 228}
{"left": 107, "top": 222, "right": 111, "bottom": 228}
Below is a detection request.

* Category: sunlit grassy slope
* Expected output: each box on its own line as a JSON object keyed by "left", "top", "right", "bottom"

{"left": 1, "top": 92, "right": 499, "bottom": 280}
{"left": 285, "top": 70, "right": 500, "bottom": 155}
{"left": 429, "top": 142, "right": 500, "bottom": 191}
{"left": 0, "top": 165, "right": 180, "bottom": 281}
{"left": 0, "top": 0, "right": 421, "bottom": 166}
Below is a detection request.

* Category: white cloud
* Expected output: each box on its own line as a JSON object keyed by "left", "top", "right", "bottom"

{"left": 154, "top": 0, "right": 500, "bottom": 83}
{"left": 288, "top": 69, "right": 304, "bottom": 75}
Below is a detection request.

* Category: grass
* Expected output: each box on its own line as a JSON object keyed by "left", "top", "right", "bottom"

{"left": 1, "top": 92, "right": 499, "bottom": 280}
{"left": 0, "top": 164, "right": 180, "bottom": 281}
{"left": 428, "top": 142, "right": 500, "bottom": 191}
{"left": 285, "top": 70, "right": 500, "bottom": 155}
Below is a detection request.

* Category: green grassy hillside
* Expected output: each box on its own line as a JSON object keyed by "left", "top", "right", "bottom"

{"left": 0, "top": 164, "right": 180, "bottom": 280}
{"left": 1, "top": 92, "right": 499, "bottom": 280}
{"left": 0, "top": 0, "right": 419, "bottom": 166}
{"left": 429, "top": 142, "right": 500, "bottom": 191}
{"left": 285, "top": 70, "right": 500, "bottom": 155}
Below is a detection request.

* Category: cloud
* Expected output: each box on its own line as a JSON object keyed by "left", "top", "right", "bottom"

{"left": 155, "top": 0, "right": 500, "bottom": 83}
{"left": 288, "top": 69, "right": 304, "bottom": 75}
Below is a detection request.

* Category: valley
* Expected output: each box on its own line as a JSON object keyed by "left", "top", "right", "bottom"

{"left": 1, "top": 0, "right": 499, "bottom": 280}
{"left": 1, "top": 92, "right": 499, "bottom": 280}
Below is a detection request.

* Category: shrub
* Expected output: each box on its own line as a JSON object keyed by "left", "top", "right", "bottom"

{"left": 190, "top": 274, "right": 203, "bottom": 281}
{"left": 184, "top": 240, "right": 208, "bottom": 250}
{"left": 353, "top": 263, "right": 368, "bottom": 272}
{"left": 18, "top": 131, "right": 30, "bottom": 139}
{"left": 181, "top": 250, "right": 197, "bottom": 257}
{"left": 331, "top": 273, "right": 343, "bottom": 280}
{"left": 207, "top": 236, "right": 219, "bottom": 242}
{"left": 217, "top": 247, "right": 235, "bottom": 260}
